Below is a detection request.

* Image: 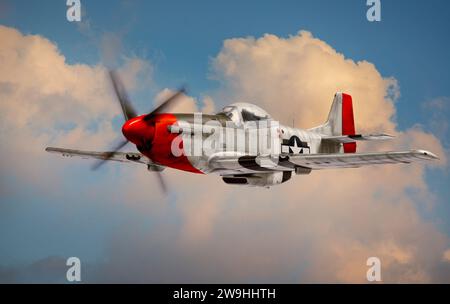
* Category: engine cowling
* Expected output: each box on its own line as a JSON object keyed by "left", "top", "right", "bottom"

{"left": 222, "top": 171, "right": 292, "bottom": 187}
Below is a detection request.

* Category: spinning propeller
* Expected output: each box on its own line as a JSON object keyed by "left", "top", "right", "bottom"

{"left": 92, "top": 69, "right": 186, "bottom": 194}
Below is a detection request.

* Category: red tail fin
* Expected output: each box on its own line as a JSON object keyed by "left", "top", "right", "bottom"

{"left": 342, "top": 93, "right": 356, "bottom": 153}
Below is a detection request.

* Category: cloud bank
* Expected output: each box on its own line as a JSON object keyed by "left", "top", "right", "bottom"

{"left": 0, "top": 26, "right": 449, "bottom": 283}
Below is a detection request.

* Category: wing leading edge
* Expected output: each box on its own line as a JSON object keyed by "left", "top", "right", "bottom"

{"left": 45, "top": 147, "right": 153, "bottom": 166}
{"left": 285, "top": 149, "right": 438, "bottom": 169}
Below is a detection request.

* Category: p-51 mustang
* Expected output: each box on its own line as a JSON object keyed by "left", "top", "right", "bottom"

{"left": 46, "top": 71, "right": 438, "bottom": 191}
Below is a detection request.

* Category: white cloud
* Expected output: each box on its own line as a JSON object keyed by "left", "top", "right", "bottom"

{"left": 212, "top": 31, "right": 399, "bottom": 134}
{"left": 154, "top": 88, "right": 216, "bottom": 114}
{"left": 1, "top": 26, "right": 449, "bottom": 283}
{"left": 0, "top": 25, "right": 152, "bottom": 188}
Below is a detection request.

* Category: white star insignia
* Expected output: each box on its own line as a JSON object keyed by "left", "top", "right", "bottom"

{"left": 290, "top": 140, "right": 302, "bottom": 154}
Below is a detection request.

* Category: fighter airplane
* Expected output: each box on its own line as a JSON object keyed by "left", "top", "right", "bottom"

{"left": 46, "top": 70, "right": 438, "bottom": 190}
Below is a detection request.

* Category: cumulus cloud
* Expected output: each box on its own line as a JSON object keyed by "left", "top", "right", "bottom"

{"left": 88, "top": 31, "right": 450, "bottom": 283}
{"left": 154, "top": 88, "right": 216, "bottom": 114}
{"left": 0, "top": 25, "right": 157, "bottom": 191}
{"left": 212, "top": 31, "right": 399, "bottom": 134}
{"left": 422, "top": 96, "right": 450, "bottom": 148}
{"left": 0, "top": 26, "right": 102, "bottom": 190}
{"left": 1, "top": 26, "right": 449, "bottom": 283}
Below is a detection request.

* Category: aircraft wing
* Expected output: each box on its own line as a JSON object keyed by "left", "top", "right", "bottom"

{"left": 207, "top": 149, "right": 438, "bottom": 174}
{"left": 45, "top": 147, "right": 155, "bottom": 166}
{"left": 285, "top": 149, "right": 438, "bottom": 169}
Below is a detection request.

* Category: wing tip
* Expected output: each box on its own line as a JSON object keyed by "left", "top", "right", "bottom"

{"left": 414, "top": 149, "right": 439, "bottom": 160}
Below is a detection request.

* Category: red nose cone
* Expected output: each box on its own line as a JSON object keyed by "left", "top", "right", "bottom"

{"left": 122, "top": 116, "right": 154, "bottom": 145}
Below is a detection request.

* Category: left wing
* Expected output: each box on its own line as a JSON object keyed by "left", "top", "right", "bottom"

{"left": 45, "top": 147, "right": 155, "bottom": 166}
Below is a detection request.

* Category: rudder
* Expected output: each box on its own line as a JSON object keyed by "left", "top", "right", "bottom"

{"left": 309, "top": 92, "right": 357, "bottom": 153}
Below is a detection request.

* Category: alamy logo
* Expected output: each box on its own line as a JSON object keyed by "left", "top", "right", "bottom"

{"left": 170, "top": 114, "right": 281, "bottom": 158}
{"left": 366, "top": 0, "right": 381, "bottom": 22}
{"left": 66, "top": 257, "right": 81, "bottom": 282}
{"left": 66, "top": 0, "right": 81, "bottom": 22}
{"left": 366, "top": 257, "right": 382, "bottom": 282}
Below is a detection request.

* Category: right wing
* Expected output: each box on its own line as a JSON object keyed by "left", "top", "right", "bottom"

{"left": 45, "top": 147, "right": 157, "bottom": 166}
{"left": 207, "top": 149, "right": 438, "bottom": 174}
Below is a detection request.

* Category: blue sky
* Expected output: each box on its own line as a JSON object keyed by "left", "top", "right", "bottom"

{"left": 3, "top": 0, "right": 450, "bottom": 125}
{"left": 1, "top": 0, "right": 450, "bottom": 282}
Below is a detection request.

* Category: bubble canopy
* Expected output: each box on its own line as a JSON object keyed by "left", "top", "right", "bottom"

{"left": 218, "top": 103, "right": 271, "bottom": 123}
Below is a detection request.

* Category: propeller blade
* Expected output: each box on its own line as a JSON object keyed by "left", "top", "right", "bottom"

{"left": 155, "top": 171, "right": 168, "bottom": 194}
{"left": 98, "top": 70, "right": 184, "bottom": 194}
{"left": 109, "top": 70, "right": 138, "bottom": 121}
{"left": 143, "top": 87, "right": 186, "bottom": 121}
{"left": 91, "top": 139, "right": 129, "bottom": 170}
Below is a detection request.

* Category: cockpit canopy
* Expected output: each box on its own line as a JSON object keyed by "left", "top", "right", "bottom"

{"left": 218, "top": 103, "right": 271, "bottom": 124}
